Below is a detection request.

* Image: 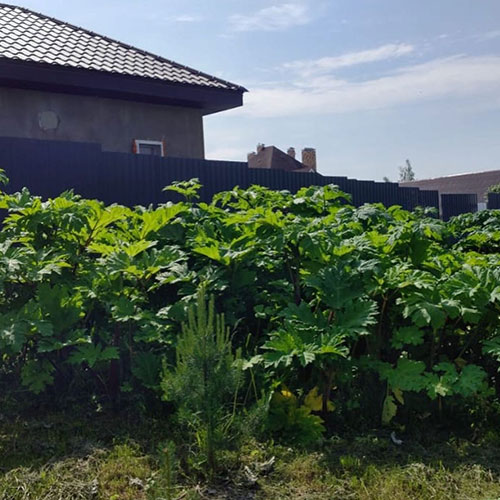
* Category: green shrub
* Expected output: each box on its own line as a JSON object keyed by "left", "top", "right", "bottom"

{"left": 161, "top": 286, "right": 242, "bottom": 474}
{"left": 1, "top": 173, "right": 500, "bottom": 439}
{"left": 488, "top": 183, "right": 500, "bottom": 194}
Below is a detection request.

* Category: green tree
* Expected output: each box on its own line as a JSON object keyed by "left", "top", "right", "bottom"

{"left": 488, "top": 183, "right": 500, "bottom": 195}
{"left": 161, "top": 286, "right": 242, "bottom": 475}
{"left": 486, "top": 183, "right": 500, "bottom": 203}
{"left": 398, "top": 159, "right": 416, "bottom": 182}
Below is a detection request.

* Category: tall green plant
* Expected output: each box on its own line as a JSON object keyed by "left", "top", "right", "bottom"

{"left": 161, "top": 286, "right": 242, "bottom": 475}
{"left": 1, "top": 176, "right": 500, "bottom": 437}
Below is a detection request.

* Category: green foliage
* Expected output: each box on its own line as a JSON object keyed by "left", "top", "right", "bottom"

{"left": 20, "top": 359, "right": 55, "bottom": 394}
{"left": 262, "top": 303, "right": 348, "bottom": 368}
{"left": 398, "top": 159, "right": 416, "bottom": 182}
{"left": 0, "top": 168, "right": 8, "bottom": 187}
{"left": 1, "top": 178, "right": 500, "bottom": 441}
{"left": 163, "top": 178, "right": 201, "bottom": 201}
{"left": 131, "top": 352, "right": 162, "bottom": 390}
{"left": 488, "top": 183, "right": 500, "bottom": 194}
{"left": 161, "top": 286, "right": 242, "bottom": 474}
{"left": 67, "top": 343, "right": 119, "bottom": 368}
{"left": 155, "top": 441, "right": 178, "bottom": 500}
{"left": 267, "top": 386, "right": 326, "bottom": 446}
{"left": 381, "top": 391, "right": 398, "bottom": 425}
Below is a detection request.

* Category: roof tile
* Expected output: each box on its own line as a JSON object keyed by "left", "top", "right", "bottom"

{"left": 0, "top": 3, "right": 244, "bottom": 91}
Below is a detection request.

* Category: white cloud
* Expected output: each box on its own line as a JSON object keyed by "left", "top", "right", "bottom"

{"left": 236, "top": 55, "right": 500, "bottom": 118}
{"left": 205, "top": 146, "right": 246, "bottom": 162}
{"left": 230, "top": 2, "right": 311, "bottom": 32}
{"left": 283, "top": 44, "right": 415, "bottom": 77}
{"left": 474, "top": 30, "right": 500, "bottom": 41}
{"left": 171, "top": 14, "right": 202, "bottom": 23}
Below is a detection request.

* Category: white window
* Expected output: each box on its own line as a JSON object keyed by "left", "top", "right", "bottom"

{"left": 134, "top": 140, "right": 164, "bottom": 157}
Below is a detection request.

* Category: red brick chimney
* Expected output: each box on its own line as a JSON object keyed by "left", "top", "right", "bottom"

{"left": 287, "top": 147, "right": 296, "bottom": 159}
{"left": 301, "top": 148, "right": 317, "bottom": 171}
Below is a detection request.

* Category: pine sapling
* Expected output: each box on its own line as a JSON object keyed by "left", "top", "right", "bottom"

{"left": 162, "top": 286, "right": 241, "bottom": 476}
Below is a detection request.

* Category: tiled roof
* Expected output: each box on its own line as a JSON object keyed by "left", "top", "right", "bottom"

{"left": 0, "top": 3, "right": 244, "bottom": 91}
{"left": 248, "top": 146, "right": 315, "bottom": 173}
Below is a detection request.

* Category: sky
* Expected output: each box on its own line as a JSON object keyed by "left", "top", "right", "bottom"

{"left": 5, "top": 0, "right": 500, "bottom": 181}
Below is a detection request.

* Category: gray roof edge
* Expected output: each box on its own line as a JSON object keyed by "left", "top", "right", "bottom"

{"left": 0, "top": 2, "right": 247, "bottom": 92}
{"left": 400, "top": 168, "right": 500, "bottom": 184}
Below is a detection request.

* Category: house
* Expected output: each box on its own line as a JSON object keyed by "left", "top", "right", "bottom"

{"left": 247, "top": 144, "right": 317, "bottom": 173}
{"left": 0, "top": 4, "right": 246, "bottom": 158}
{"left": 400, "top": 169, "right": 500, "bottom": 208}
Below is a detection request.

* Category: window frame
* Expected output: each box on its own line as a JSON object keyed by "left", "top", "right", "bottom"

{"left": 134, "top": 139, "right": 165, "bottom": 157}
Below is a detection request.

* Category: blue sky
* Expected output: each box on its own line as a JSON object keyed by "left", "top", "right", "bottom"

{"left": 6, "top": 0, "right": 500, "bottom": 180}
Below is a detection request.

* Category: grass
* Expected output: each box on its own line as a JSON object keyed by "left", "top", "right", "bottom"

{"left": 259, "top": 450, "right": 500, "bottom": 499}
{"left": 1, "top": 406, "right": 500, "bottom": 499}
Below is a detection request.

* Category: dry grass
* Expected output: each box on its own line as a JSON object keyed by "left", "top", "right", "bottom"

{"left": 260, "top": 456, "right": 500, "bottom": 500}
{"left": 2, "top": 411, "right": 500, "bottom": 500}
{"left": 0, "top": 457, "right": 100, "bottom": 500}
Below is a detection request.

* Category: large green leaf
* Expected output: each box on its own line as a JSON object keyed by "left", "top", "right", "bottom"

{"left": 21, "top": 360, "right": 54, "bottom": 394}
{"left": 67, "top": 344, "right": 119, "bottom": 368}
{"left": 335, "top": 300, "right": 378, "bottom": 337}
{"left": 131, "top": 352, "right": 162, "bottom": 390}
{"left": 391, "top": 326, "right": 425, "bottom": 349}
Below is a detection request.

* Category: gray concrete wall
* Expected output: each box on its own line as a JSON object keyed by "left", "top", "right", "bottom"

{"left": 0, "top": 87, "right": 205, "bottom": 158}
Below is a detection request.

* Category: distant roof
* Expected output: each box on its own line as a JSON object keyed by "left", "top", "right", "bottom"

{"left": 400, "top": 168, "right": 500, "bottom": 202}
{"left": 248, "top": 146, "right": 315, "bottom": 173}
{"left": 0, "top": 3, "right": 245, "bottom": 92}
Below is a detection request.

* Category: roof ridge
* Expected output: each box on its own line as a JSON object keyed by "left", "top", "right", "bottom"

{"left": 0, "top": 3, "right": 247, "bottom": 92}
{"left": 402, "top": 168, "right": 500, "bottom": 182}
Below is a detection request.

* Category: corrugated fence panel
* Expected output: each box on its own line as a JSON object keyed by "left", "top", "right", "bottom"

{"left": 398, "top": 186, "right": 420, "bottom": 211}
{"left": 0, "top": 137, "right": 456, "bottom": 217}
{"left": 97, "top": 152, "right": 158, "bottom": 206}
{"left": 328, "top": 176, "right": 348, "bottom": 191}
{"left": 295, "top": 171, "right": 324, "bottom": 192}
{"left": 269, "top": 169, "right": 289, "bottom": 191}
{"left": 384, "top": 182, "right": 401, "bottom": 207}
{"left": 369, "top": 182, "right": 387, "bottom": 205}
{"left": 287, "top": 170, "right": 303, "bottom": 193}
{"left": 356, "top": 180, "right": 372, "bottom": 204}
{"left": 371, "top": 181, "right": 383, "bottom": 204}
{"left": 487, "top": 193, "right": 500, "bottom": 209}
{"left": 247, "top": 168, "right": 273, "bottom": 191}
{"left": 418, "top": 190, "right": 440, "bottom": 211}
{"left": 283, "top": 171, "right": 300, "bottom": 193}
{"left": 441, "top": 193, "right": 478, "bottom": 221}
{"left": 0, "top": 137, "right": 103, "bottom": 200}
{"left": 341, "top": 179, "right": 359, "bottom": 206}
{"left": 204, "top": 159, "right": 247, "bottom": 201}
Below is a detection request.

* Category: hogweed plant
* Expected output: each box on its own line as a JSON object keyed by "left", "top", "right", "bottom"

{"left": 0, "top": 172, "right": 500, "bottom": 443}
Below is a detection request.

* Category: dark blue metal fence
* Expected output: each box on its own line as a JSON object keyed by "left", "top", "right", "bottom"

{"left": 487, "top": 193, "right": 500, "bottom": 209}
{"left": 0, "top": 136, "right": 445, "bottom": 213}
{"left": 441, "top": 193, "right": 478, "bottom": 221}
